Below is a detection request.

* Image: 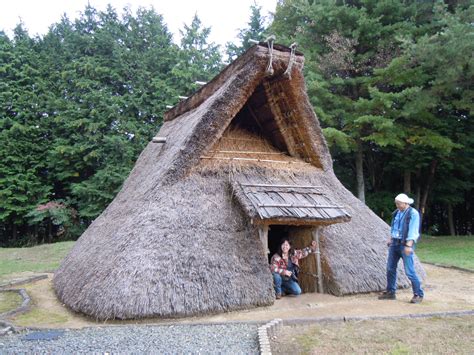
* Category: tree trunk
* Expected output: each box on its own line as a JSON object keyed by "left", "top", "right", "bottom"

{"left": 415, "top": 169, "right": 421, "bottom": 210}
{"left": 448, "top": 203, "right": 456, "bottom": 236}
{"left": 12, "top": 223, "right": 17, "bottom": 244}
{"left": 48, "top": 218, "right": 53, "bottom": 244}
{"left": 355, "top": 147, "right": 365, "bottom": 203}
{"left": 403, "top": 170, "right": 411, "bottom": 194}
{"left": 34, "top": 224, "right": 39, "bottom": 245}
{"left": 420, "top": 159, "right": 438, "bottom": 215}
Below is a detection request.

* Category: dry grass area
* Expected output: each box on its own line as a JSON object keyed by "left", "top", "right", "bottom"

{"left": 2, "top": 263, "right": 472, "bottom": 330}
{"left": 0, "top": 291, "right": 22, "bottom": 314}
{"left": 12, "top": 307, "right": 69, "bottom": 327}
{"left": 7, "top": 274, "right": 93, "bottom": 329}
{"left": 271, "top": 316, "right": 474, "bottom": 354}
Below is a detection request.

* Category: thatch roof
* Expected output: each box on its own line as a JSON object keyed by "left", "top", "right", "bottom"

{"left": 53, "top": 43, "right": 424, "bottom": 320}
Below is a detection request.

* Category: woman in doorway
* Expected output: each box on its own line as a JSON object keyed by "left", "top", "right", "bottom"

{"left": 270, "top": 239, "right": 317, "bottom": 299}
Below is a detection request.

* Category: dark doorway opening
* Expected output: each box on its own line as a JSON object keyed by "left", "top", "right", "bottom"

{"left": 267, "top": 225, "right": 289, "bottom": 263}
{"left": 229, "top": 84, "right": 289, "bottom": 153}
{"left": 267, "top": 225, "right": 318, "bottom": 293}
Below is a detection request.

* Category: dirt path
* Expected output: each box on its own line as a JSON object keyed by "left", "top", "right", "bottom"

{"left": 5, "top": 264, "right": 473, "bottom": 328}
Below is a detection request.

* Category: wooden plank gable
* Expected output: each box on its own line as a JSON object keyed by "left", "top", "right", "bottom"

{"left": 234, "top": 182, "right": 351, "bottom": 225}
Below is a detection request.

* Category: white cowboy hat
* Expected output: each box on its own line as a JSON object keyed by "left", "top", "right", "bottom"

{"left": 395, "top": 193, "right": 414, "bottom": 204}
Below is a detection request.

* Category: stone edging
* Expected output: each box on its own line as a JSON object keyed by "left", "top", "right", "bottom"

{"left": 257, "top": 318, "right": 282, "bottom": 355}
{"left": 0, "top": 275, "right": 49, "bottom": 335}
{"left": 0, "top": 288, "right": 31, "bottom": 320}
{"left": 0, "top": 319, "right": 24, "bottom": 336}
{"left": 0, "top": 274, "right": 49, "bottom": 289}
{"left": 281, "top": 309, "right": 474, "bottom": 326}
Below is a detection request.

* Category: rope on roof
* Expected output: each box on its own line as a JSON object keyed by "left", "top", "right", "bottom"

{"left": 265, "top": 35, "right": 276, "bottom": 76}
{"left": 284, "top": 42, "right": 298, "bottom": 79}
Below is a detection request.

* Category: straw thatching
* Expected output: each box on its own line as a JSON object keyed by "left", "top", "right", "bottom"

{"left": 53, "top": 43, "right": 425, "bottom": 320}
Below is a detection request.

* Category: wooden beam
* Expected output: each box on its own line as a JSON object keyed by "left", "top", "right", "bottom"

{"left": 221, "top": 137, "right": 267, "bottom": 142}
{"left": 257, "top": 204, "right": 344, "bottom": 209}
{"left": 200, "top": 157, "right": 309, "bottom": 164}
{"left": 240, "top": 183, "right": 322, "bottom": 189}
{"left": 263, "top": 81, "right": 298, "bottom": 156}
{"left": 312, "top": 227, "right": 324, "bottom": 294}
{"left": 258, "top": 225, "right": 269, "bottom": 257}
{"left": 246, "top": 104, "right": 265, "bottom": 133}
{"left": 209, "top": 150, "right": 285, "bottom": 155}
{"left": 248, "top": 189, "right": 323, "bottom": 195}
{"left": 152, "top": 137, "right": 167, "bottom": 143}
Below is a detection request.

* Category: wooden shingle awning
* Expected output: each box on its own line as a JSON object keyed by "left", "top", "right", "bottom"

{"left": 232, "top": 182, "right": 351, "bottom": 225}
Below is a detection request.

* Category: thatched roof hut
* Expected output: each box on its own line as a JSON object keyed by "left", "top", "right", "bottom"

{"left": 53, "top": 43, "right": 424, "bottom": 320}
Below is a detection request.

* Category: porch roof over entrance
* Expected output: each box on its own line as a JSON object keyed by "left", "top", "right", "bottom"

{"left": 232, "top": 181, "right": 351, "bottom": 225}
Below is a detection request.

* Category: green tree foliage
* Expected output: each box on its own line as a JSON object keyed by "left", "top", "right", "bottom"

{"left": 0, "top": 26, "right": 52, "bottom": 245}
{"left": 171, "top": 14, "right": 223, "bottom": 96}
{"left": 1, "top": 2, "right": 472, "bottom": 245}
{"left": 0, "top": 5, "right": 224, "bottom": 246}
{"left": 374, "top": 4, "right": 473, "bottom": 233}
{"left": 272, "top": 0, "right": 444, "bottom": 202}
{"left": 225, "top": 3, "right": 270, "bottom": 62}
{"left": 42, "top": 6, "right": 179, "bottom": 220}
{"left": 271, "top": 0, "right": 472, "bottom": 233}
{"left": 26, "top": 201, "right": 80, "bottom": 244}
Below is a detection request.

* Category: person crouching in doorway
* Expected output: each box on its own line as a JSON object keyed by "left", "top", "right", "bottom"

{"left": 379, "top": 193, "right": 424, "bottom": 303}
{"left": 271, "top": 238, "right": 317, "bottom": 299}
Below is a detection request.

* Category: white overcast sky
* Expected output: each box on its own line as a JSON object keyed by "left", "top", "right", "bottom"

{"left": 0, "top": 0, "right": 277, "bottom": 47}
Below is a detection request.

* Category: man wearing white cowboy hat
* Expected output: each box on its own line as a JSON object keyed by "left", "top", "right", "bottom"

{"left": 378, "top": 193, "right": 424, "bottom": 303}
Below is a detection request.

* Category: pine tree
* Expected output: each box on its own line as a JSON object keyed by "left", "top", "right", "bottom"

{"left": 0, "top": 26, "right": 52, "bottom": 245}
{"left": 43, "top": 5, "right": 179, "bottom": 221}
{"left": 373, "top": 3, "right": 473, "bottom": 231}
{"left": 271, "top": 0, "right": 473, "bottom": 233}
{"left": 225, "top": 3, "right": 269, "bottom": 62}
{"left": 271, "top": 0, "right": 452, "bottom": 202}
{"left": 171, "top": 14, "right": 223, "bottom": 97}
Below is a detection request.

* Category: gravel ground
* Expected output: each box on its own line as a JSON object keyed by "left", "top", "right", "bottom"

{"left": 0, "top": 323, "right": 259, "bottom": 354}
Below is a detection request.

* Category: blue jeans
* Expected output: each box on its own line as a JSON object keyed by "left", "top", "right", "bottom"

{"left": 386, "top": 242, "right": 424, "bottom": 297}
{"left": 273, "top": 272, "right": 302, "bottom": 296}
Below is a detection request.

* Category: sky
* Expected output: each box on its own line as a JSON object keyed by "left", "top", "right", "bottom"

{"left": 0, "top": 0, "right": 278, "bottom": 47}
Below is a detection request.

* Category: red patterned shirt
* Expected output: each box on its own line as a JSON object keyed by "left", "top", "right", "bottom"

{"left": 270, "top": 247, "right": 313, "bottom": 274}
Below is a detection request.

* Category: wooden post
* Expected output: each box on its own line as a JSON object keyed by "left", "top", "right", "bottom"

{"left": 258, "top": 225, "right": 269, "bottom": 257}
{"left": 152, "top": 137, "right": 167, "bottom": 143}
{"left": 312, "top": 227, "right": 323, "bottom": 293}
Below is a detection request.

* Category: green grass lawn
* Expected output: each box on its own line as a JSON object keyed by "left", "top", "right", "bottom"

{"left": 416, "top": 235, "right": 474, "bottom": 270}
{"left": 0, "top": 241, "right": 75, "bottom": 281}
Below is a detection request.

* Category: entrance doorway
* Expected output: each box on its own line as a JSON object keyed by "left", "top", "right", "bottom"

{"left": 267, "top": 225, "right": 289, "bottom": 263}
{"left": 267, "top": 225, "right": 318, "bottom": 293}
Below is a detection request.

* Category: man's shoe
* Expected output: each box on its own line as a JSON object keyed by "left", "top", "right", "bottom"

{"left": 378, "top": 291, "right": 396, "bottom": 300}
{"left": 276, "top": 293, "right": 282, "bottom": 300}
{"left": 410, "top": 295, "right": 423, "bottom": 304}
